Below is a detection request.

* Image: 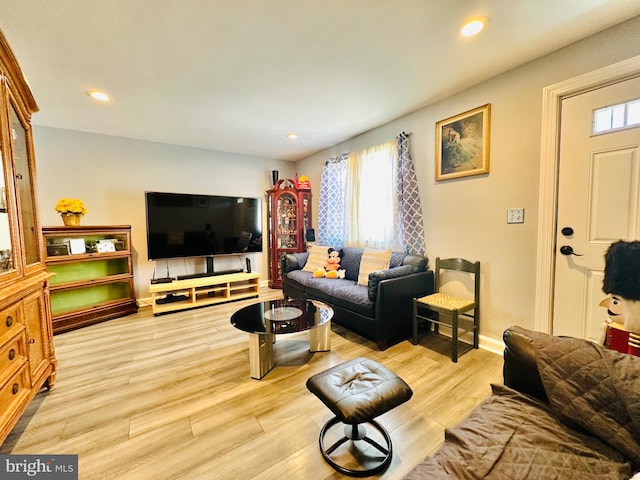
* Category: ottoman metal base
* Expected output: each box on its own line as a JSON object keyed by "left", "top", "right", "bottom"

{"left": 319, "top": 417, "right": 392, "bottom": 477}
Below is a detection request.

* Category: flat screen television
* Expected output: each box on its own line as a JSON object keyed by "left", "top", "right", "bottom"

{"left": 145, "top": 191, "right": 262, "bottom": 260}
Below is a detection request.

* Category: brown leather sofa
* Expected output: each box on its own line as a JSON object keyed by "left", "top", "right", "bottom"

{"left": 281, "top": 247, "right": 434, "bottom": 350}
{"left": 405, "top": 326, "right": 640, "bottom": 479}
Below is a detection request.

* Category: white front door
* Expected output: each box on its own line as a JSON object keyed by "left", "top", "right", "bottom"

{"left": 552, "top": 76, "right": 640, "bottom": 341}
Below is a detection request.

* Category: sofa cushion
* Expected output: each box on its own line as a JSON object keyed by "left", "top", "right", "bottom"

{"left": 290, "top": 252, "right": 308, "bottom": 270}
{"left": 390, "top": 251, "right": 407, "bottom": 268}
{"left": 357, "top": 248, "right": 392, "bottom": 286}
{"left": 307, "top": 276, "right": 355, "bottom": 296}
{"left": 331, "top": 286, "right": 375, "bottom": 317}
{"left": 534, "top": 334, "right": 640, "bottom": 466}
{"left": 302, "top": 245, "right": 332, "bottom": 272}
{"left": 341, "top": 247, "right": 364, "bottom": 281}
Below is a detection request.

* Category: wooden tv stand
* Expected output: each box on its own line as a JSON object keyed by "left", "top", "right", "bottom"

{"left": 149, "top": 272, "right": 260, "bottom": 315}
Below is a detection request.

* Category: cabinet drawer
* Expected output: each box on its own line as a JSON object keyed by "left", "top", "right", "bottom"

{"left": 0, "top": 305, "right": 21, "bottom": 338}
{"left": 0, "top": 334, "right": 26, "bottom": 375}
{"left": 0, "top": 363, "right": 29, "bottom": 420}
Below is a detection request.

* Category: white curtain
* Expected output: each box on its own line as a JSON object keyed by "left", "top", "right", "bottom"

{"left": 345, "top": 140, "right": 400, "bottom": 250}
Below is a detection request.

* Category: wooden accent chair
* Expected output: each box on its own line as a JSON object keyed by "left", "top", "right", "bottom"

{"left": 412, "top": 257, "right": 480, "bottom": 362}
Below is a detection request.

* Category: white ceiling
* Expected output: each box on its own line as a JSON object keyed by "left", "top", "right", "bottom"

{"left": 1, "top": 0, "right": 640, "bottom": 161}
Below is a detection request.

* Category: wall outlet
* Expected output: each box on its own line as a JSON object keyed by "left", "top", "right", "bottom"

{"left": 507, "top": 208, "right": 525, "bottom": 224}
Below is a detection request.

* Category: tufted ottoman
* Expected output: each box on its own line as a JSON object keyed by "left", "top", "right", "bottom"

{"left": 306, "top": 357, "right": 413, "bottom": 476}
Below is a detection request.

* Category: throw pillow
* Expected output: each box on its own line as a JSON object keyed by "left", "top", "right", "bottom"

{"left": 303, "top": 245, "right": 330, "bottom": 272}
{"left": 357, "top": 248, "right": 392, "bottom": 286}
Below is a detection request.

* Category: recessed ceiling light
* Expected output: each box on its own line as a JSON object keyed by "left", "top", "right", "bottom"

{"left": 460, "top": 17, "right": 489, "bottom": 37}
{"left": 86, "top": 90, "right": 110, "bottom": 102}
{"left": 286, "top": 133, "right": 298, "bottom": 140}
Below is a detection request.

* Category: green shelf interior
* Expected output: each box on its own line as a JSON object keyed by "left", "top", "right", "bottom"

{"left": 50, "top": 282, "right": 131, "bottom": 315}
{"left": 48, "top": 257, "right": 129, "bottom": 284}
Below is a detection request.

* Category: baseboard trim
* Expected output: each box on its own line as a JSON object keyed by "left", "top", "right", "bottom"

{"left": 479, "top": 334, "right": 504, "bottom": 356}
{"left": 428, "top": 327, "right": 505, "bottom": 357}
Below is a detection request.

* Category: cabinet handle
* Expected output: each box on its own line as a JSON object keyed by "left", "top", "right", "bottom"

{"left": 12, "top": 383, "right": 19, "bottom": 395}
{"left": 5, "top": 315, "right": 13, "bottom": 328}
{"left": 15, "top": 173, "right": 23, "bottom": 180}
{"left": 29, "top": 338, "right": 35, "bottom": 344}
{"left": 8, "top": 348, "right": 16, "bottom": 361}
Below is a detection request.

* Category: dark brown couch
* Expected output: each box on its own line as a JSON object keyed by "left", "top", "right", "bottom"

{"left": 406, "top": 325, "right": 640, "bottom": 479}
{"left": 282, "top": 247, "right": 434, "bottom": 350}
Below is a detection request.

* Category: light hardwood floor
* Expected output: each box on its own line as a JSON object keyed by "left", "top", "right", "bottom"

{"left": 2, "top": 288, "right": 503, "bottom": 479}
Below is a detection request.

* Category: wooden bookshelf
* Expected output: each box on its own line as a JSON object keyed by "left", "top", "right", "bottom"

{"left": 42, "top": 225, "right": 137, "bottom": 333}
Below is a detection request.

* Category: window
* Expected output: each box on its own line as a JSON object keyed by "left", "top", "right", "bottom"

{"left": 348, "top": 142, "right": 396, "bottom": 248}
{"left": 593, "top": 98, "right": 640, "bottom": 134}
{"left": 317, "top": 133, "right": 424, "bottom": 254}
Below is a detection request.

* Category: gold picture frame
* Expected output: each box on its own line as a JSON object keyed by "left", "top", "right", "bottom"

{"left": 435, "top": 103, "right": 491, "bottom": 181}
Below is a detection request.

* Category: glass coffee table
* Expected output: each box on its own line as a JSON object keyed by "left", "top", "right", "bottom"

{"left": 231, "top": 298, "right": 333, "bottom": 379}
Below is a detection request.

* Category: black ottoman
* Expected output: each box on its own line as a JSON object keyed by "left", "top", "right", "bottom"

{"left": 306, "top": 357, "right": 413, "bottom": 477}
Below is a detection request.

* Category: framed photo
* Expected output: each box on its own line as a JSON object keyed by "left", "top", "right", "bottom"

{"left": 435, "top": 103, "right": 491, "bottom": 181}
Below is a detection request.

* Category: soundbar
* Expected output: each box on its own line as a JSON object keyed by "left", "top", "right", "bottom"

{"left": 176, "top": 268, "right": 243, "bottom": 281}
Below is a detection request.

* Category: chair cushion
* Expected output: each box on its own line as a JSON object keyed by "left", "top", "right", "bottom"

{"left": 417, "top": 292, "right": 475, "bottom": 311}
{"left": 306, "top": 357, "right": 413, "bottom": 424}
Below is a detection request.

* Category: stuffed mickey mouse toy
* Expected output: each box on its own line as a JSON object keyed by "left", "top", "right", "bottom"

{"left": 313, "top": 247, "right": 345, "bottom": 279}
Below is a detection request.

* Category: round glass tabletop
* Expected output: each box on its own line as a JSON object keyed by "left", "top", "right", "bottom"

{"left": 231, "top": 298, "right": 333, "bottom": 335}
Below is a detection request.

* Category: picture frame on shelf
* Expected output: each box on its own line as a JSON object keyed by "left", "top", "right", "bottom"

{"left": 69, "top": 238, "right": 86, "bottom": 255}
{"left": 97, "top": 242, "right": 116, "bottom": 253}
{"left": 435, "top": 103, "right": 491, "bottom": 181}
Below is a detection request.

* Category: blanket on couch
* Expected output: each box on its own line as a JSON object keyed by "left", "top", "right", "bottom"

{"left": 406, "top": 337, "right": 640, "bottom": 479}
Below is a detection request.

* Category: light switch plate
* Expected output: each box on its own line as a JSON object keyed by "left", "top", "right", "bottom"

{"left": 507, "top": 208, "right": 524, "bottom": 224}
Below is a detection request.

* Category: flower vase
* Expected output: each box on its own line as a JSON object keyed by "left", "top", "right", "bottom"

{"left": 62, "top": 213, "right": 81, "bottom": 226}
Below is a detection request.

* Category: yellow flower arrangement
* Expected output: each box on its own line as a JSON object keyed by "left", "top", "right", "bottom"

{"left": 54, "top": 198, "right": 88, "bottom": 216}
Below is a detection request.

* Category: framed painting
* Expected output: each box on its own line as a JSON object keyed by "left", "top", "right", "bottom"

{"left": 435, "top": 103, "right": 491, "bottom": 181}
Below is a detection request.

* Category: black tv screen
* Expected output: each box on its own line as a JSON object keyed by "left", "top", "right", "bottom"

{"left": 145, "top": 191, "right": 262, "bottom": 260}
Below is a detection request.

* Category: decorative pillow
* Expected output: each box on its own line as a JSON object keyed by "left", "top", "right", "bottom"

{"left": 357, "top": 248, "right": 392, "bottom": 286}
{"left": 303, "top": 245, "right": 330, "bottom": 272}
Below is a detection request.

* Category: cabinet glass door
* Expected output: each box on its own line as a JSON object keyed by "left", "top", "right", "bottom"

{"left": 0, "top": 130, "right": 15, "bottom": 275}
{"left": 277, "top": 193, "right": 297, "bottom": 249}
{"left": 9, "top": 103, "right": 40, "bottom": 266}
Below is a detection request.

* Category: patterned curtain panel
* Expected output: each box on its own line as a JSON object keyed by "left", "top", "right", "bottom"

{"left": 395, "top": 132, "right": 426, "bottom": 255}
{"left": 317, "top": 153, "right": 348, "bottom": 247}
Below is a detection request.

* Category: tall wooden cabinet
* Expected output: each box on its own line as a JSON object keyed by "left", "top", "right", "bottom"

{"left": 42, "top": 225, "right": 137, "bottom": 334}
{"left": 266, "top": 178, "right": 312, "bottom": 288}
{"left": 0, "top": 30, "right": 56, "bottom": 444}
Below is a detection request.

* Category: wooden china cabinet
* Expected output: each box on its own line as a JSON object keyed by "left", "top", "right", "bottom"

{"left": 266, "top": 178, "right": 312, "bottom": 288}
{"left": 0, "top": 30, "right": 57, "bottom": 444}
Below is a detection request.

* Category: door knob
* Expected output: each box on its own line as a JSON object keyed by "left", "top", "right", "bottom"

{"left": 560, "top": 245, "right": 583, "bottom": 256}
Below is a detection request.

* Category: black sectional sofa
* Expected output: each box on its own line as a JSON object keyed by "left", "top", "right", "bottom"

{"left": 281, "top": 247, "right": 434, "bottom": 350}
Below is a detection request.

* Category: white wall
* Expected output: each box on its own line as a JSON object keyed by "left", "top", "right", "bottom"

{"left": 33, "top": 127, "right": 294, "bottom": 300}
{"left": 295, "top": 15, "right": 640, "bottom": 342}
